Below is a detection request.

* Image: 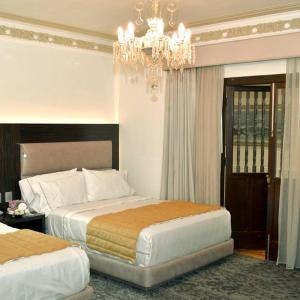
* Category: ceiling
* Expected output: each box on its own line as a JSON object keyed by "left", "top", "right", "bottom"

{"left": 0, "top": 0, "right": 299, "bottom": 39}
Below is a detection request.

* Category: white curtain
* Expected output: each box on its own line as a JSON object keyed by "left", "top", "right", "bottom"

{"left": 160, "top": 69, "right": 196, "bottom": 201}
{"left": 195, "top": 66, "right": 224, "bottom": 204}
{"left": 160, "top": 66, "right": 224, "bottom": 204}
{"left": 278, "top": 58, "right": 300, "bottom": 269}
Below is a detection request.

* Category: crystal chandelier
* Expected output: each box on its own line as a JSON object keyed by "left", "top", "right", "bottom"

{"left": 113, "top": 0, "right": 195, "bottom": 96}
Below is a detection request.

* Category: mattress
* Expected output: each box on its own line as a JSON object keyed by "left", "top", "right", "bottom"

{"left": 48, "top": 196, "right": 231, "bottom": 267}
{"left": 0, "top": 222, "right": 90, "bottom": 300}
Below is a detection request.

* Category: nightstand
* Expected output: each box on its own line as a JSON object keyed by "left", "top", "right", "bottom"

{"left": 0, "top": 213, "right": 46, "bottom": 233}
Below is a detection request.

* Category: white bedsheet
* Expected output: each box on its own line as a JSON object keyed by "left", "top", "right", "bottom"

{"left": 0, "top": 222, "right": 90, "bottom": 300}
{"left": 48, "top": 196, "right": 231, "bottom": 267}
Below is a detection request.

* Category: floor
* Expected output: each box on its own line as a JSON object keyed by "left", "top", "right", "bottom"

{"left": 90, "top": 254, "right": 300, "bottom": 300}
{"left": 235, "top": 249, "right": 266, "bottom": 260}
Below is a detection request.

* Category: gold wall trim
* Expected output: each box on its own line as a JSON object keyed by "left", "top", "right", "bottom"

{"left": 0, "top": 11, "right": 115, "bottom": 40}
{"left": 188, "top": 3, "right": 300, "bottom": 28}
{"left": 0, "top": 24, "right": 112, "bottom": 53}
{"left": 192, "top": 17, "right": 300, "bottom": 43}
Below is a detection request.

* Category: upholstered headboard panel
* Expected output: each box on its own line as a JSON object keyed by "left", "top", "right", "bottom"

{"left": 0, "top": 124, "right": 118, "bottom": 205}
{"left": 20, "top": 141, "right": 112, "bottom": 178}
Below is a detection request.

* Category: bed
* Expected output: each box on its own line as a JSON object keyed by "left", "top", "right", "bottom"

{"left": 0, "top": 222, "right": 93, "bottom": 300}
{"left": 47, "top": 196, "right": 232, "bottom": 267}
{"left": 18, "top": 140, "right": 234, "bottom": 289}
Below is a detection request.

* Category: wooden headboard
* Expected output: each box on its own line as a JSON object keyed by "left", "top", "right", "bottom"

{"left": 0, "top": 124, "right": 119, "bottom": 205}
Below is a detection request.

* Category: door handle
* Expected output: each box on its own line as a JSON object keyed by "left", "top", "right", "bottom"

{"left": 266, "top": 174, "right": 271, "bottom": 184}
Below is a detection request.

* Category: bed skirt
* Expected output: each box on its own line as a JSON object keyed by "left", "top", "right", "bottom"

{"left": 88, "top": 239, "right": 234, "bottom": 289}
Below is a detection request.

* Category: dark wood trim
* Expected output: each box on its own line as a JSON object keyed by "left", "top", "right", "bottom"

{"left": 0, "top": 124, "right": 119, "bottom": 207}
{"left": 225, "top": 74, "right": 286, "bottom": 86}
{"left": 220, "top": 84, "right": 227, "bottom": 206}
{"left": 269, "top": 240, "right": 279, "bottom": 261}
{"left": 232, "top": 230, "right": 266, "bottom": 249}
{"left": 225, "top": 86, "right": 234, "bottom": 179}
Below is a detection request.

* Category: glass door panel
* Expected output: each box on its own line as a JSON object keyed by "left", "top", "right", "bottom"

{"left": 232, "top": 87, "right": 271, "bottom": 174}
{"left": 274, "top": 86, "right": 285, "bottom": 178}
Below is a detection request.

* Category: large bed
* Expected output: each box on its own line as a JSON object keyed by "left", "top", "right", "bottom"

{"left": 48, "top": 195, "right": 231, "bottom": 268}
{"left": 0, "top": 222, "right": 93, "bottom": 300}
{"left": 17, "top": 140, "right": 234, "bottom": 289}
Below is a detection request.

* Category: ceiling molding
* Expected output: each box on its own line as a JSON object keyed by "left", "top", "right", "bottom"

{"left": 0, "top": 11, "right": 115, "bottom": 41}
{"left": 192, "top": 17, "right": 300, "bottom": 45}
{"left": 187, "top": 3, "right": 300, "bottom": 29}
{"left": 0, "top": 24, "right": 112, "bottom": 54}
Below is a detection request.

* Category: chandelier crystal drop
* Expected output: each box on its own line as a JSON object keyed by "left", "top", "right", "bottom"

{"left": 113, "top": 0, "right": 195, "bottom": 97}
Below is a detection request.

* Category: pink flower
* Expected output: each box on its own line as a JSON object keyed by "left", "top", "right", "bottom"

{"left": 8, "top": 200, "right": 18, "bottom": 209}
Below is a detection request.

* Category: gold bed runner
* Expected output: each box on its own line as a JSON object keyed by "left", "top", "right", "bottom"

{"left": 0, "top": 229, "right": 74, "bottom": 264}
{"left": 87, "top": 201, "right": 221, "bottom": 262}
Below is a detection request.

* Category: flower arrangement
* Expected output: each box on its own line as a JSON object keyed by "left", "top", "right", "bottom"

{"left": 7, "top": 200, "right": 30, "bottom": 217}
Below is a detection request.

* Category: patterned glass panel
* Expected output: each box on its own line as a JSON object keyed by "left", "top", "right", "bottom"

{"left": 232, "top": 90, "right": 270, "bottom": 173}
{"left": 275, "top": 88, "right": 285, "bottom": 178}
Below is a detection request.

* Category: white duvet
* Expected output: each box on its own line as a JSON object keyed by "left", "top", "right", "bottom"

{"left": 48, "top": 196, "right": 231, "bottom": 267}
{"left": 0, "top": 222, "right": 90, "bottom": 300}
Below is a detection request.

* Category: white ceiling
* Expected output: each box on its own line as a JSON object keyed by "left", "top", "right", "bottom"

{"left": 0, "top": 0, "right": 299, "bottom": 37}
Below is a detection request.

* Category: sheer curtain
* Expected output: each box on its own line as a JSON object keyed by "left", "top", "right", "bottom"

{"left": 195, "top": 66, "right": 224, "bottom": 204}
{"left": 160, "top": 69, "right": 196, "bottom": 201}
{"left": 278, "top": 58, "right": 300, "bottom": 269}
{"left": 160, "top": 66, "right": 224, "bottom": 204}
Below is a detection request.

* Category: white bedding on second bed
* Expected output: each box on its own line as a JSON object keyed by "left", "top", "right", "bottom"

{"left": 0, "top": 222, "right": 90, "bottom": 300}
{"left": 48, "top": 196, "right": 231, "bottom": 267}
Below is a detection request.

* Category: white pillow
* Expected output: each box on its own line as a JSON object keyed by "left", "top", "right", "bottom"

{"left": 82, "top": 168, "right": 135, "bottom": 202}
{"left": 31, "top": 173, "right": 87, "bottom": 215}
{"left": 19, "top": 169, "right": 77, "bottom": 212}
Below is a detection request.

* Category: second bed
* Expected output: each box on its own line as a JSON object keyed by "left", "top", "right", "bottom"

{"left": 47, "top": 195, "right": 233, "bottom": 287}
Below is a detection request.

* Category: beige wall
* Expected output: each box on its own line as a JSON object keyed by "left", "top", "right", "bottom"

{"left": 224, "top": 59, "right": 286, "bottom": 77}
{"left": 118, "top": 73, "right": 166, "bottom": 198}
{"left": 0, "top": 24, "right": 115, "bottom": 123}
{"left": 195, "top": 32, "right": 300, "bottom": 67}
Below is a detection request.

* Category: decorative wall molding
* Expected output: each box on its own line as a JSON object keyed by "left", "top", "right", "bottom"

{"left": 192, "top": 12, "right": 300, "bottom": 45}
{"left": 1, "top": 9, "right": 300, "bottom": 53}
{"left": 0, "top": 24, "right": 113, "bottom": 53}
{"left": 0, "top": 11, "right": 115, "bottom": 40}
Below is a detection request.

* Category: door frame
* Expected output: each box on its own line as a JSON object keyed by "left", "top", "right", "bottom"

{"left": 222, "top": 74, "right": 286, "bottom": 257}
{"left": 266, "top": 81, "right": 286, "bottom": 260}
{"left": 222, "top": 74, "right": 286, "bottom": 201}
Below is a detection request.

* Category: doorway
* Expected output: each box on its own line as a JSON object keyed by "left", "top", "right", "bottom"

{"left": 222, "top": 75, "right": 286, "bottom": 261}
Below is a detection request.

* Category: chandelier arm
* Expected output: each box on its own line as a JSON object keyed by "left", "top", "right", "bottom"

{"left": 135, "top": 1, "right": 144, "bottom": 26}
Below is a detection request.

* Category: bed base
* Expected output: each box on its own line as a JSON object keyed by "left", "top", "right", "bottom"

{"left": 87, "top": 239, "right": 234, "bottom": 289}
{"left": 64, "top": 286, "right": 95, "bottom": 300}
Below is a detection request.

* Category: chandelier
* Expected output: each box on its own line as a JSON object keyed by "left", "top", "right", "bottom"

{"left": 113, "top": 0, "right": 195, "bottom": 97}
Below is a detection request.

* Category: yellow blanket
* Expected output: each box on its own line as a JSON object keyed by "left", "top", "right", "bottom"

{"left": 0, "top": 229, "right": 74, "bottom": 264}
{"left": 87, "top": 200, "right": 221, "bottom": 262}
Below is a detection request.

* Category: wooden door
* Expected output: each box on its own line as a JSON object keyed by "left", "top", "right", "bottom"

{"left": 223, "top": 75, "right": 286, "bottom": 255}
{"left": 225, "top": 85, "right": 270, "bottom": 249}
